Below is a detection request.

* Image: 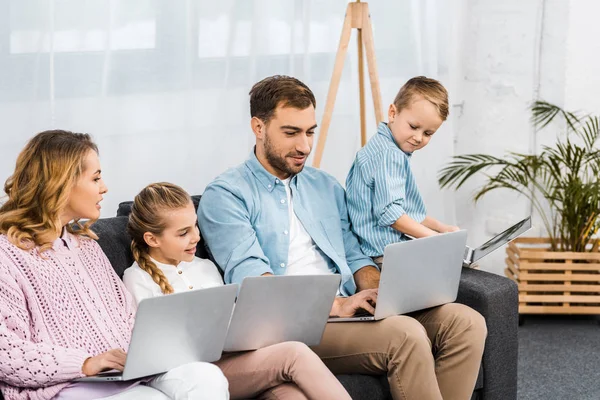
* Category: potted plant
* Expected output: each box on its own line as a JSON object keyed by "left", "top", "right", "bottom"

{"left": 438, "top": 101, "right": 600, "bottom": 317}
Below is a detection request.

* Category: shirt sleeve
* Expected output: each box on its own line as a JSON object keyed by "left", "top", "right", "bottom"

{"left": 372, "top": 150, "right": 408, "bottom": 227}
{"left": 0, "top": 259, "right": 89, "bottom": 387}
{"left": 123, "top": 267, "right": 159, "bottom": 307}
{"left": 198, "top": 180, "right": 273, "bottom": 284}
{"left": 333, "top": 180, "right": 377, "bottom": 276}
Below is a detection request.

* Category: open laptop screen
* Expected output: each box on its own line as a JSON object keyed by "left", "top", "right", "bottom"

{"left": 471, "top": 216, "right": 532, "bottom": 263}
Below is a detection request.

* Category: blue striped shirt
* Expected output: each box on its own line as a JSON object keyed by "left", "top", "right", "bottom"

{"left": 346, "top": 122, "right": 427, "bottom": 256}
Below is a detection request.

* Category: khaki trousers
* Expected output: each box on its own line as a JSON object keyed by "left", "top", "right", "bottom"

{"left": 311, "top": 303, "right": 487, "bottom": 400}
{"left": 214, "top": 341, "right": 351, "bottom": 400}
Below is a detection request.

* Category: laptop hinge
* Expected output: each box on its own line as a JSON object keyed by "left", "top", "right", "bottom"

{"left": 463, "top": 246, "right": 474, "bottom": 265}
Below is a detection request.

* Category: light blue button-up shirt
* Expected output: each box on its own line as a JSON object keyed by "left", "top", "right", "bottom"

{"left": 197, "top": 151, "right": 375, "bottom": 296}
{"left": 346, "top": 122, "right": 427, "bottom": 256}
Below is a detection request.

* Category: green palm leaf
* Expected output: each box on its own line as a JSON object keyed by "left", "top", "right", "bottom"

{"left": 439, "top": 100, "right": 600, "bottom": 252}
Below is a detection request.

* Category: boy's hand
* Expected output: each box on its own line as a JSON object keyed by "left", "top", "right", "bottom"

{"left": 440, "top": 224, "right": 460, "bottom": 233}
{"left": 393, "top": 215, "right": 438, "bottom": 238}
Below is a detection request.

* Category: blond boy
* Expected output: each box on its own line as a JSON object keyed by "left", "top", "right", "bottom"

{"left": 346, "top": 76, "right": 459, "bottom": 263}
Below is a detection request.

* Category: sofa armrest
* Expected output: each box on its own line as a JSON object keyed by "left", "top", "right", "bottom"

{"left": 456, "top": 268, "right": 518, "bottom": 400}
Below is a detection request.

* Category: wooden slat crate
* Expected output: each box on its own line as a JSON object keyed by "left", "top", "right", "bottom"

{"left": 505, "top": 237, "right": 600, "bottom": 315}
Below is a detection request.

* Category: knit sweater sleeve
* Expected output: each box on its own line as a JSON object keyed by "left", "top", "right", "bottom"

{"left": 0, "top": 259, "right": 90, "bottom": 388}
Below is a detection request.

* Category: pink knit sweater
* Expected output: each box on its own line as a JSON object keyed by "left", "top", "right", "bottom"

{"left": 0, "top": 231, "right": 135, "bottom": 400}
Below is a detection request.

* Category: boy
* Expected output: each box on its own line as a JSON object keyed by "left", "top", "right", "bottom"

{"left": 346, "top": 76, "right": 459, "bottom": 265}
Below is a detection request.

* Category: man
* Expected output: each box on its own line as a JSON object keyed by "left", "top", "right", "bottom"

{"left": 198, "top": 75, "right": 486, "bottom": 400}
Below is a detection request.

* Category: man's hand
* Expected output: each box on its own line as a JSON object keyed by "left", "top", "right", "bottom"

{"left": 354, "top": 265, "right": 380, "bottom": 291}
{"left": 82, "top": 349, "right": 127, "bottom": 376}
{"left": 330, "top": 289, "right": 378, "bottom": 318}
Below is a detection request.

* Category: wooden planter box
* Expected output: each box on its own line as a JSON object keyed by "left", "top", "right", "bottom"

{"left": 505, "top": 237, "right": 600, "bottom": 315}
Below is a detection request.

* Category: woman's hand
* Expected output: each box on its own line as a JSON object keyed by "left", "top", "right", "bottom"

{"left": 82, "top": 349, "right": 127, "bottom": 376}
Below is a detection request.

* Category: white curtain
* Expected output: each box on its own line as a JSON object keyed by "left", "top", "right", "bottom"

{"left": 0, "top": 0, "right": 458, "bottom": 220}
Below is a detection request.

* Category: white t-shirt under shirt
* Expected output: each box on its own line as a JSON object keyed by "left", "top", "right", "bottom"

{"left": 123, "top": 256, "right": 224, "bottom": 305}
{"left": 281, "top": 178, "right": 336, "bottom": 277}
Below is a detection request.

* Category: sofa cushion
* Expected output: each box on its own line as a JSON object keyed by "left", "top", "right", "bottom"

{"left": 92, "top": 216, "right": 133, "bottom": 278}
{"left": 336, "top": 374, "right": 390, "bottom": 399}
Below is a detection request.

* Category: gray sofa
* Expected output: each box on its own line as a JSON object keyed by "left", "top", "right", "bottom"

{"left": 0, "top": 196, "right": 518, "bottom": 400}
{"left": 99, "top": 196, "right": 518, "bottom": 400}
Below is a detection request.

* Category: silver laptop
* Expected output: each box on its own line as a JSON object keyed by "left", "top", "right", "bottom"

{"left": 224, "top": 275, "right": 340, "bottom": 352}
{"left": 77, "top": 284, "right": 238, "bottom": 381}
{"left": 463, "top": 216, "right": 532, "bottom": 267}
{"left": 329, "top": 230, "right": 468, "bottom": 322}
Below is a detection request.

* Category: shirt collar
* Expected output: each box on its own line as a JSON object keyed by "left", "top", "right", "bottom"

{"left": 245, "top": 148, "right": 299, "bottom": 192}
{"left": 377, "top": 122, "right": 413, "bottom": 158}
{"left": 150, "top": 256, "right": 182, "bottom": 271}
{"left": 51, "top": 228, "right": 79, "bottom": 252}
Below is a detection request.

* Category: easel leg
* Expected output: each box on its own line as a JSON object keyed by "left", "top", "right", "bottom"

{"left": 312, "top": 2, "right": 383, "bottom": 168}
{"left": 312, "top": 5, "right": 353, "bottom": 168}
{"left": 358, "top": 24, "right": 367, "bottom": 146}
{"left": 362, "top": 7, "right": 384, "bottom": 124}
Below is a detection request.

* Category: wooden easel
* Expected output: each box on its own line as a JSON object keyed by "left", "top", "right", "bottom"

{"left": 312, "top": 0, "right": 384, "bottom": 168}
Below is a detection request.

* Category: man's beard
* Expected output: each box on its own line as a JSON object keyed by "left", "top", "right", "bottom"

{"left": 264, "top": 133, "right": 308, "bottom": 177}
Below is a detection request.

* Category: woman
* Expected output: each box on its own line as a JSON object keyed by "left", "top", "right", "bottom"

{"left": 0, "top": 130, "right": 228, "bottom": 399}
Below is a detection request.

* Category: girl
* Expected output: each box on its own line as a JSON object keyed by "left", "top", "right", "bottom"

{"left": 123, "top": 182, "right": 351, "bottom": 400}
{"left": 0, "top": 130, "right": 229, "bottom": 400}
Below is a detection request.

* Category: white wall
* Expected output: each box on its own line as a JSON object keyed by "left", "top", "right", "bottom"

{"left": 2, "top": 0, "right": 596, "bottom": 277}
{"left": 0, "top": 0, "right": 456, "bottom": 224}
{"left": 450, "top": 0, "right": 576, "bottom": 274}
{"left": 565, "top": 0, "right": 600, "bottom": 112}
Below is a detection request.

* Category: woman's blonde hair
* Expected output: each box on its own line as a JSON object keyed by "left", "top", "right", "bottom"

{"left": 127, "top": 182, "right": 192, "bottom": 294}
{"left": 0, "top": 130, "right": 99, "bottom": 252}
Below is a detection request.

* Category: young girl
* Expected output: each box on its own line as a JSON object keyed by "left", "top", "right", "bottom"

{"left": 123, "top": 182, "right": 351, "bottom": 400}
{"left": 0, "top": 130, "right": 228, "bottom": 400}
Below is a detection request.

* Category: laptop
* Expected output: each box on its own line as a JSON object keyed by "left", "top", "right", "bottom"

{"left": 329, "top": 230, "right": 468, "bottom": 322}
{"left": 223, "top": 275, "right": 340, "bottom": 352}
{"left": 77, "top": 284, "right": 238, "bottom": 381}
{"left": 463, "top": 216, "right": 532, "bottom": 267}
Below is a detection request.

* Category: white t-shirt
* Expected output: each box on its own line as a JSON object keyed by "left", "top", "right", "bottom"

{"left": 282, "top": 178, "right": 336, "bottom": 276}
{"left": 123, "top": 256, "right": 224, "bottom": 305}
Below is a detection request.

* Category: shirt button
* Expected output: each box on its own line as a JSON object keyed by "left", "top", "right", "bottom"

{"left": 268, "top": 184, "right": 272, "bottom": 188}
{"left": 275, "top": 179, "right": 280, "bottom": 184}
{"left": 188, "top": 285, "right": 193, "bottom": 289}
{"left": 280, "top": 263, "right": 285, "bottom": 268}
{"left": 280, "top": 199, "right": 285, "bottom": 204}
{"left": 283, "top": 230, "right": 289, "bottom": 235}
{"left": 178, "top": 270, "right": 182, "bottom": 274}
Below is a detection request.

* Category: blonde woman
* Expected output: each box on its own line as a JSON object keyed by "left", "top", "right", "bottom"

{"left": 0, "top": 130, "right": 229, "bottom": 400}
{"left": 123, "top": 182, "right": 351, "bottom": 400}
